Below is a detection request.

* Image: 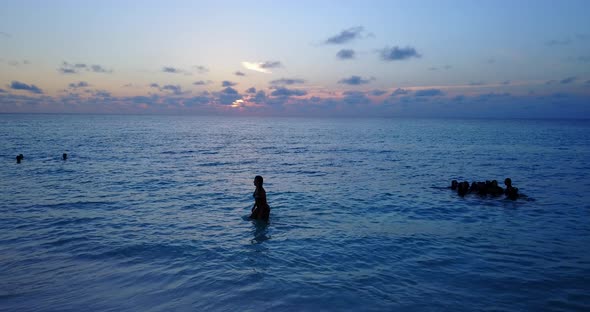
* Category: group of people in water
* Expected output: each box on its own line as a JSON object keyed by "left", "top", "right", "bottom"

{"left": 450, "top": 178, "right": 520, "bottom": 200}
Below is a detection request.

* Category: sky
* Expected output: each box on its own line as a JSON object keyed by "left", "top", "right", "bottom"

{"left": 1, "top": 0, "right": 589, "bottom": 118}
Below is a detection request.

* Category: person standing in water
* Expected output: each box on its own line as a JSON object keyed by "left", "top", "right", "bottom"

{"left": 250, "top": 175, "right": 270, "bottom": 221}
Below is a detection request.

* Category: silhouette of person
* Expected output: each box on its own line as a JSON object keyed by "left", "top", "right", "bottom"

{"left": 16, "top": 154, "right": 24, "bottom": 164}
{"left": 450, "top": 180, "right": 458, "bottom": 190}
{"left": 488, "top": 180, "right": 504, "bottom": 196}
{"left": 457, "top": 181, "right": 469, "bottom": 196}
{"left": 62, "top": 153, "right": 68, "bottom": 160}
{"left": 250, "top": 175, "right": 270, "bottom": 221}
{"left": 504, "top": 178, "right": 519, "bottom": 200}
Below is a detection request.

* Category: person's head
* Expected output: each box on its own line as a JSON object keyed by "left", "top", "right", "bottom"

{"left": 491, "top": 180, "right": 498, "bottom": 187}
{"left": 504, "top": 178, "right": 512, "bottom": 187}
{"left": 254, "top": 175, "right": 263, "bottom": 187}
{"left": 457, "top": 182, "right": 468, "bottom": 196}
{"left": 451, "top": 180, "right": 458, "bottom": 189}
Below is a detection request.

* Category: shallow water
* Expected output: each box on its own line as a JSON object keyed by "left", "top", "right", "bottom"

{"left": 1, "top": 115, "right": 589, "bottom": 311}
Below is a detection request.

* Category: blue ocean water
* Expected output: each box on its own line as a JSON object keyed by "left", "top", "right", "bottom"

{"left": 1, "top": 114, "right": 589, "bottom": 311}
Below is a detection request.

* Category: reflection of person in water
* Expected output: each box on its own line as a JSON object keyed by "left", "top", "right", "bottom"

{"left": 250, "top": 175, "right": 270, "bottom": 221}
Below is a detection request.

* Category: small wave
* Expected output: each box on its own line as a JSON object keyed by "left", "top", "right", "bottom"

{"left": 27, "top": 201, "right": 116, "bottom": 211}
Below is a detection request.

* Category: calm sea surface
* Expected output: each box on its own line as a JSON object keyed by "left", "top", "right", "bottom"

{"left": 1, "top": 114, "right": 589, "bottom": 311}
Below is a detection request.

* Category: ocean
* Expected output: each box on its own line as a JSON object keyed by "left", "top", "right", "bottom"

{"left": 1, "top": 114, "right": 589, "bottom": 311}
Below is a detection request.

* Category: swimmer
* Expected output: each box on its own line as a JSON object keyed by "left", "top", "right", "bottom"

{"left": 470, "top": 181, "right": 479, "bottom": 193}
{"left": 457, "top": 181, "right": 469, "bottom": 197}
{"left": 489, "top": 180, "right": 504, "bottom": 196}
{"left": 62, "top": 153, "right": 68, "bottom": 160}
{"left": 16, "top": 154, "right": 24, "bottom": 164}
{"left": 450, "top": 180, "right": 458, "bottom": 190}
{"left": 250, "top": 175, "right": 270, "bottom": 221}
{"left": 504, "top": 178, "right": 519, "bottom": 200}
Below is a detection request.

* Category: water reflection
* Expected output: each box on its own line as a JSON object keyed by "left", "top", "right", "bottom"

{"left": 251, "top": 220, "right": 270, "bottom": 244}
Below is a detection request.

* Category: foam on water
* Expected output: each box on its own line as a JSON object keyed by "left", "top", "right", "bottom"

{"left": 1, "top": 115, "right": 590, "bottom": 311}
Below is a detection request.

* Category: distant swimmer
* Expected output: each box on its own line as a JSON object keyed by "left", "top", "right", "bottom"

{"left": 62, "top": 153, "right": 68, "bottom": 160}
{"left": 450, "top": 180, "right": 458, "bottom": 190}
{"left": 457, "top": 181, "right": 469, "bottom": 197}
{"left": 488, "top": 180, "right": 504, "bottom": 196}
{"left": 250, "top": 175, "right": 270, "bottom": 221}
{"left": 16, "top": 154, "right": 24, "bottom": 164}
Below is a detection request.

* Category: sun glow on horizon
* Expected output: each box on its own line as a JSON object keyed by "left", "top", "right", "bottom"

{"left": 231, "top": 99, "right": 244, "bottom": 108}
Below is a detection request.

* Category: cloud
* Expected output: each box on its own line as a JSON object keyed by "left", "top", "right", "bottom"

{"left": 260, "top": 61, "right": 282, "bottom": 69}
{"left": 546, "top": 38, "right": 572, "bottom": 46}
{"left": 242, "top": 61, "right": 282, "bottom": 73}
{"left": 218, "top": 87, "right": 241, "bottom": 105}
{"left": 59, "top": 62, "right": 112, "bottom": 74}
{"left": 3, "top": 86, "right": 590, "bottom": 119}
{"left": 161, "top": 85, "right": 183, "bottom": 95}
{"left": 90, "top": 65, "right": 110, "bottom": 73}
{"left": 336, "top": 49, "right": 355, "bottom": 59}
{"left": 468, "top": 81, "right": 485, "bottom": 86}
{"left": 222, "top": 80, "right": 237, "bottom": 87}
{"left": 193, "top": 80, "right": 213, "bottom": 85}
{"left": 93, "top": 90, "right": 112, "bottom": 97}
{"left": 221, "top": 87, "right": 239, "bottom": 95}
{"left": 162, "top": 66, "right": 183, "bottom": 74}
{"left": 415, "top": 89, "right": 444, "bottom": 97}
{"left": 342, "top": 91, "right": 370, "bottom": 105}
{"left": 59, "top": 65, "right": 78, "bottom": 74}
{"left": 502, "top": 80, "right": 511, "bottom": 85}
{"left": 9, "top": 81, "right": 43, "bottom": 94}
{"left": 370, "top": 89, "right": 387, "bottom": 96}
{"left": 270, "top": 78, "right": 306, "bottom": 85}
{"left": 68, "top": 81, "right": 90, "bottom": 89}
{"left": 324, "top": 26, "right": 367, "bottom": 44}
{"left": 338, "top": 75, "right": 374, "bottom": 85}
{"left": 234, "top": 71, "right": 246, "bottom": 76}
{"left": 560, "top": 76, "right": 577, "bottom": 84}
{"left": 246, "top": 87, "right": 257, "bottom": 94}
{"left": 251, "top": 90, "right": 267, "bottom": 103}
{"left": 193, "top": 65, "right": 209, "bottom": 74}
{"left": 270, "top": 87, "right": 307, "bottom": 97}
{"left": 391, "top": 88, "right": 410, "bottom": 96}
{"left": 379, "top": 46, "right": 421, "bottom": 61}
{"left": 149, "top": 83, "right": 183, "bottom": 95}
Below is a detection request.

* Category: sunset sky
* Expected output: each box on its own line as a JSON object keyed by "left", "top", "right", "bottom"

{"left": 1, "top": 0, "right": 589, "bottom": 118}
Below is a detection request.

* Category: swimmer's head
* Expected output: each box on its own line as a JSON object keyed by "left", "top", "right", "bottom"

{"left": 254, "top": 175, "right": 263, "bottom": 186}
